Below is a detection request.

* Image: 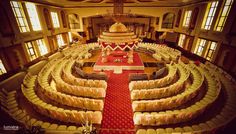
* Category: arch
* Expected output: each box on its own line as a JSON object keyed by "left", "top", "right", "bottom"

{"left": 68, "top": 14, "right": 80, "bottom": 29}
{"left": 61, "top": 11, "right": 67, "bottom": 28}
{"left": 175, "top": 9, "right": 182, "bottom": 27}
{"left": 162, "top": 12, "right": 175, "bottom": 29}
{"left": 43, "top": 8, "right": 52, "bottom": 30}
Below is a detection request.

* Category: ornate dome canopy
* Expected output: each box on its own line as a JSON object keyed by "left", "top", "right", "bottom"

{"left": 109, "top": 22, "right": 128, "bottom": 33}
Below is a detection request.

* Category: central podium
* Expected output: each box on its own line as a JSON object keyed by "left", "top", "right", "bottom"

{"left": 95, "top": 22, "right": 143, "bottom": 73}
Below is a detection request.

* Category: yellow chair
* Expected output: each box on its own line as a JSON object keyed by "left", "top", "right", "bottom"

{"left": 67, "top": 126, "right": 77, "bottom": 131}
{"left": 57, "top": 125, "right": 67, "bottom": 131}
{"left": 47, "top": 124, "right": 58, "bottom": 130}
{"left": 136, "top": 129, "right": 146, "bottom": 134}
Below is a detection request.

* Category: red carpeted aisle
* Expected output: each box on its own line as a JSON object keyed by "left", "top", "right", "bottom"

{"left": 100, "top": 70, "right": 143, "bottom": 134}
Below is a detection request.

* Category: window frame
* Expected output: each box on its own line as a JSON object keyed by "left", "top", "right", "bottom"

{"left": 25, "top": 41, "right": 37, "bottom": 61}
{"left": 182, "top": 10, "right": 192, "bottom": 27}
{"left": 0, "top": 59, "right": 7, "bottom": 75}
{"left": 201, "top": 1, "right": 219, "bottom": 30}
{"left": 178, "top": 34, "right": 186, "bottom": 47}
{"left": 10, "top": 1, "right": 30, "bottom": 33}
{"left": 25, "top": 2, "right": 42, "bottom": 31}
{"left": 51, "top": 12, "right": 60, "bottom": 28}
{"left": 68, "top": 14, "right": 80, "bottom": 29}
{"left": 162, "top": 13, "right": 175, "bottom": 29}
{"left": 56, "top": 34, "right": 65, "bottom": 47}
{"left": 68, "top": 32, "right": 72, "bottom": 43}
{"left": 214, "top": 0, "right": 234, "bottom": 32}
{"left": 36, "top": 39, "right": 48, "bottom": 56}
{"left": 205, "top": 41, "right": 217, "bottom": 61}
{"left": 194, "top": 38, "right": 207, "bottom": 56}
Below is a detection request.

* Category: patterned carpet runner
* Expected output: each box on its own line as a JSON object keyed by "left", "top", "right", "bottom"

{"left": 100, "top": 70, "right": 142, "bottom": 134}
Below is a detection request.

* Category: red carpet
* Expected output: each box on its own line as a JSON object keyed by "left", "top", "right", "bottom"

{"left": 100, "top": 70, "right": 143, "bottom": 134}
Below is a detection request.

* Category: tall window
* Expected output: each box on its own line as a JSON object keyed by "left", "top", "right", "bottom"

{"left": 194, "top": 38, "right": 207, "bottom": 56}
{"left": 69, "top": 14, "right": 80, "bottom": 29}
{"left": 56, "top": 34, "right": 65, "bottom": 47}
{"left": 215, "top": 0, "right": 234, "bottom": 31}
{"left": 194, "top": 39, "right": 218, "bottom": 61}
{"left": 51, "top": 12, "right": 60, "bottom": 28}
{"left": 25, "top": 2, "right": 41, "bottom": 31}
{"left": 182, "top": 10, "right": 192, "bottom": 27}
{"left": 68, "top": 32, "right": 72, "bottom": 42}
{"left": 25, "top": 42, "right": 37, "bottom": 61}
{"left": 10, "top": 1, "right": 30, "bottom": 32}
{"left": 0, "top": 59, "right": 7, "bottom": 75}
{"left": 205, "top": 41, "right": 217, "bottom": 61}
{"left": 201, "top": 1, "right": 219, "bottom": 30}
{"left": 36, "top": 39, "right": 48, "bottom": 56}
{"left": 162, "top": 13, "right": 175, "bottom": 29}
{"left": 178, "top": 34, "right": 186, "bottom": 47}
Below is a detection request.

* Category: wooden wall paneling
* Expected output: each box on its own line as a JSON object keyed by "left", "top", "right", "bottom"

{"left": 4, "top": 45, "right": 28, "bottom": 69}
{"left": 44, "top": 8, "right": 52, "bottom": 30}
{"left": 175, "top": 9, "right": 182, "bottom": 27}
{"left": 0, "top": 1, "right": 14, "bottom": 37}
{"left": 47, "top": 36, "right": 56, "bottom": 51}
{"left": 215, "top": 44, "right": 236, "bottom": 71}
{"left": 190, "top": 7, "right": 199, "bottom": 30}
{"left": 61, "top": 11, "right": 67, "bottom": 28}
{"left": 187, "top": 36, "right": 194, "bottom": 51}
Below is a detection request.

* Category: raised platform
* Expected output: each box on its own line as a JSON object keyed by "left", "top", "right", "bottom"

{"left": 94, "top": 52, "right": 144, "bottom": 72}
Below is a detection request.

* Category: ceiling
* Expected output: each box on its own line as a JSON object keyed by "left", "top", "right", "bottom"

{"left": 29, "top": 0, "right": 209, "bottom": 8}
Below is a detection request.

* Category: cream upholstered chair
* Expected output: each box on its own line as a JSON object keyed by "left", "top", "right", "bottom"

{"left": 165, "top": 128, "right": 174, "bottom": 133}
{"left": 183, "top": 126, "right": 193, "bottom": 132}
{"left": 156, "top": 128, "right": 165, "bottom": 134}
{"left": 191, "top": 125, "right": 201, "bottom": 131}
{"left": 57, "top": 125, "right": 67, "bottom": 131}
{"left": 67, "top": 126, "right": 77, "bottom": 131}
{"left": 198, "top": 123, "right": 210, "bottom": 131}
{"left": 147, "top": 129, "right": 156, "bottom": 134}
{"left": 174, "top": 127, "right": 184, "bottom": 133}
{"left": 33, "top": 121, "right": 43, "bottom": 126}
{"left": 136, "top": 129, "right": 146, "bottom": 134}
{"left": 26, "top": 118, "right": 37, "bottom": 127}
{"left": 47, "top": 124, "right": 58, "bottom": 130}
{"left": 72, "top": 110, "right": 85, "bottom": 123}
{"left": 92, "top": 111, "right": 102, "bottom": 124}
{"left": 41, "top": 122, "right": 51, "bottom": 129}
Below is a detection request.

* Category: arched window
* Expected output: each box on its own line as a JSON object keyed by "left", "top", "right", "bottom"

{"left": 69, "top": 14, "right": 80, "bottom": 29}
{"left": 175, "top": 10, "right": 182, "bottom": 27}
{"left": 190, "top": 7, "right": 199, "bottom": 30}
{"left": 162, "top": 13, "right": 175, "bottom": 29}
{"left": 43, "top": 8, "right": 52, "bottom": 30}
{"left": 61, "top": 11, "right": 67, "bottom": 28}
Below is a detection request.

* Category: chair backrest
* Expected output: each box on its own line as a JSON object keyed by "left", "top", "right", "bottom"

{"left": 74, "top": 66, "right": 86, "bottom": 78}
{"left": 153, "top": 67, "right": 167, "bottom": 79}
